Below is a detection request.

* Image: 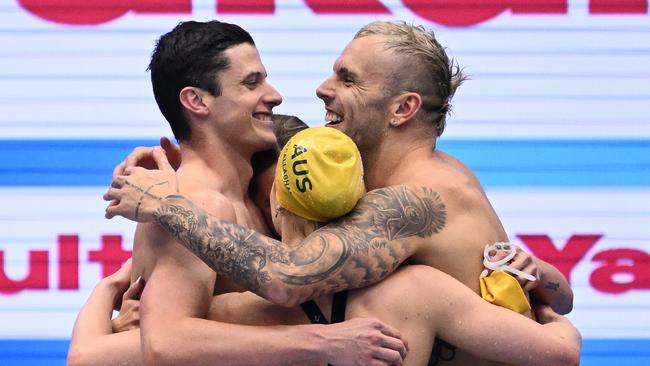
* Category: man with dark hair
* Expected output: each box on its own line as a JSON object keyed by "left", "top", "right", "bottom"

{"left": 148, "top": 21, "right": 256, "bottom": 141}
{"left": 81, "top": 20, "right": 408, "bottom": 366}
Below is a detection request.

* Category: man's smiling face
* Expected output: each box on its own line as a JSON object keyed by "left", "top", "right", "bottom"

{"left": 315, "top": 35, "right": 398, "bottom": 157}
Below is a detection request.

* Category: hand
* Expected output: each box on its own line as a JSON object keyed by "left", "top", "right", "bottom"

{"left": 104, "top": 147, "right": 178, "bottom": 222}
{"left": 101, "top": 258, "right": 134, "bottom": 309}
{"left": 321, "top": 318, "right": 408, "bottom": 366}
{"left": 111, "top": 276, "right": 145, "bottom": 333}
{"left": 533, "top": 302, "right": 564, "bottom": 325}
{"left": 490, "top": 245, "right": 540, "bottom": 291}
{"left": 112, "top": 137, "right": 181, "bottom": 179}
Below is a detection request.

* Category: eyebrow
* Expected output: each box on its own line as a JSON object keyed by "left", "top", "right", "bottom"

{"left": 242, "top": 71, "right": 266, "bottom": 81}
{"left": 337, "top": 67, "right": 358, "bottom": 80}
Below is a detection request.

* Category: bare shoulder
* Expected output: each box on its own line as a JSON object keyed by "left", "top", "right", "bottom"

{"left": 360, "top": 185, "right": 446, "bottom": 235}
{"left": 350, "top": 265, "right": 448, "bottom": 321}
{"left": 133, "top": 187, "right": 234, "bottom": 282}
{"left": 353, "top": 265, "right": 469, "bottom": 316}
{"left": 405, "top": 152, "right": 489, "bottom": 210}
{"left": 182, "top": 188, "right": 237, "bottom": 220}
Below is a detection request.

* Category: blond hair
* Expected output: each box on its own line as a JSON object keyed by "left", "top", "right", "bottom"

{"left": 356, "top": 21, "right": 466, "bottom": 136}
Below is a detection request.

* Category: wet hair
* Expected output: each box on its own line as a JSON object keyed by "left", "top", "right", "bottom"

{"left": 148, "top": 20, "right": 255, "bottom": 141}
{"left": 250, "top": 114, "right": 309, "bottom": 238}
{"left": 271, "top": 114, "right": 310, "bottom": 150}
{"left": 355, "top": 21, "right": 467, "bottom": 137}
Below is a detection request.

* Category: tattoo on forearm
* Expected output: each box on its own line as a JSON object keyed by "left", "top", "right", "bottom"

{"left": 545, "top": 281, "right": 560, "bottom": 291}
{"left": 154, "top": 185, "right": 446, "bottom": 294}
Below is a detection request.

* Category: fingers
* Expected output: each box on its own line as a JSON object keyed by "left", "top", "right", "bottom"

{"left": 509, "top": 248, "right": 538, "bottom": 288}
{"left": 124, "top": 146, "right": 154, "bottom": 170}
{"left": 103, "top": 187, "right": 121, "bottom": 202}
{"left": 489, "top": 250, "right": 509, "bottom": 262}
{"left": 123, "top": 276, "right": 145, "bottom": 301}
{"left": 378, "top": 334, "right": 408, "bottom": 360}
{"left": 110, "top": 174, "right": 127, "bottom": 188}
{"left": 152, "top": 146, "right": 174, "bottom": 171}
{"left": 119, "top": 258, "right": 133, "bottom": 272}
{"left": 375, "top": 320, "right": 402, "bottom": 340}
{"left": 533, "top": 303, "right": 561, "bottom": 324}
{"left": 376, "top": 322, "right": 408, "bottom": 354}
{"left": 510, "top": 249, "right": 532, "bottom": 271}
{"left": 522, "top": 266, "right": 538, "bottom": 291}
{"left": 370, "top": 348, "right": 403, "bottom": 366}
{"left": 160, "top": 136, "right": 182, "bottom": 170}
{"left": 112, "top": 161, "right": 127, "bottom": 180}
{"left": 105, "top": 199, "right": 126, "bottom": 219}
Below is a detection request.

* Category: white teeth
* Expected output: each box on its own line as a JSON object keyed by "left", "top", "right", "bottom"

{"left": 253, "top": 113, "right": 271, "bottom": 122}
{"left": 325, "top": 111, "right": 342, "bottom": 122}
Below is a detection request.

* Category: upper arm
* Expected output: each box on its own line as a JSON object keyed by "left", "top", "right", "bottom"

{"left": 420, "top": 266, "right": 580, "bottom": 366}
{"left": 139, "top": 193, "right": 234, "bottom": 358}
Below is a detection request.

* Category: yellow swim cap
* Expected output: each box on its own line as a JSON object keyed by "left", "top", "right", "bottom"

{"left": 480, "top": 271, "right": 531, "bottom": 314}
{"left": 275, "top": 127, "right": 364, "bottom": 222}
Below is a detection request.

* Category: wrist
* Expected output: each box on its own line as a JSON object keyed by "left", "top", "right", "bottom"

{"left": 154, "top": 194, "right": 183, "bottom": 220}
{"left": 297, "top": 324, "right": 331, "bottom": 363}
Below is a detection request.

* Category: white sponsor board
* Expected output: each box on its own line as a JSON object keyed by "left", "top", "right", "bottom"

{"left": 0, "top": 0, "right": 649, "bottom": 139}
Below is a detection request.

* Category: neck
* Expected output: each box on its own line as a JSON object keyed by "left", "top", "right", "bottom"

{"left": 177, "top": 134, "right": 255, "bottom": 199}
{"left": 363, "top": 131, "right": 436, "bottom": 190}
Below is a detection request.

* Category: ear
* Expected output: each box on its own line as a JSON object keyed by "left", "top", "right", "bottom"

{"left": 389, "top": 92, "right": 422, "bottom": 127}
{"left": 179, "top": 86, "right": 210, "bottom": 117}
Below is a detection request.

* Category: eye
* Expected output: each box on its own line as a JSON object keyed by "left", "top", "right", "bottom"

{"left": 243, "top": 76, "right": 261, "bottom": 88}
{"left": 342, "top": 77, "right": 355, "bottom": 87}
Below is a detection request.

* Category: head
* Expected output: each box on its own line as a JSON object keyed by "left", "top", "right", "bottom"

{"left": 316, "top": 21, "right": 466, "bottom": 152}
{"left": 271, "top": 127, "right": 365, "bottom": 238}
{"left": 149, "top": 20, "right": 282, "bottom": 149}
{"left": 250, "top": 114, "right": 309, "bottom": 238}
{"left": 272, "top": 114, "right": 310, "bottom": 150}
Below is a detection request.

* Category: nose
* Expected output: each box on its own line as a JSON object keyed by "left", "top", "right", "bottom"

{"left": 316, "top": 75, "right": 335, "bottom": 103}
{"left": 264, "top": 82, "right": 283, "bottom": 108}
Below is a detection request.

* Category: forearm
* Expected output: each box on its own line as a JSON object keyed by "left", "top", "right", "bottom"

{"left": 153, "top": 194, "right": 411, "bottom": 306}
{"left": 143, "top": 317, "right": 329, "bottom": 366}
{"left": 68, "top": 282, "right": 141, "bottom": 366}
{"left": 531, "top": 259, "right": 574, "bottom": 314}
{"left": 445, "top": 298, "right": 580, "bottom": 366}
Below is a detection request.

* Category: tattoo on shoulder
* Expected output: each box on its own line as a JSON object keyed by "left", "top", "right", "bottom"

{"left": 355, "top": 185, "right": 447, "bottom": 240}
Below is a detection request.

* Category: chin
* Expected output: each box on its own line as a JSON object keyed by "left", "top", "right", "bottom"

{"left": 256, "top": 132, "right": 278, "bottom": 150}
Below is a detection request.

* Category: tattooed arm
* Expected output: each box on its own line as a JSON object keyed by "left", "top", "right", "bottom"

{"left": 107, "top": 182, "right": 446, "bottom": 306}
{"left": 530, "top": 258, "right": 574, "bottom": 314}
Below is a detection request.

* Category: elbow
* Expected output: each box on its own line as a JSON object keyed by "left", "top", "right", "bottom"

{"left": 558, "top": 333, "right": 582, "bottom": 366}
{"left": 66, "top": 348, "right": 90, "bottom": 366}
{"left": 561, "top": 347, "right": 581, "bottom": 366}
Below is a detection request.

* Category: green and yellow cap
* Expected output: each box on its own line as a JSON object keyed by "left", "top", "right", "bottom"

{"left": 275, "top": 127, "right": 364, "bottom": 222}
